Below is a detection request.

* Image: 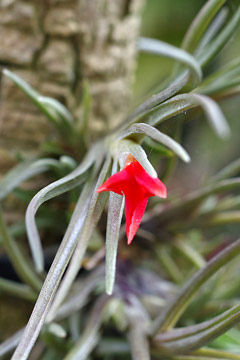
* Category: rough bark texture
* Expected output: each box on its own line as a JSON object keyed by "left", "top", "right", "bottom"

{"left": 0, "top": 0, "right": 145, "bottom": 174}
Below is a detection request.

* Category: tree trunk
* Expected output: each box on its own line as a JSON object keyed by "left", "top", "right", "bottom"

{"left": 0, "top": 0, "right": 145, "bottom": 173}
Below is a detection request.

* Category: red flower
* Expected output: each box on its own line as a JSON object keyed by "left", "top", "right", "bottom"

{"left": 97, "top": 155, "right": 167, "bottom": 244}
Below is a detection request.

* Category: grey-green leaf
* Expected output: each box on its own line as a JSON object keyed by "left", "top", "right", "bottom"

{"left": 138, "top": 37, "right": 202, "bottom": 87}
{"left": 0, "top": 158, "right": 61, "bottom": 201}
{"left": 151, "top": 238, "right": 240, "bottom": 334}
{"left": 121, "top": 123, "right": 190, "bottom": 163}
{"left": 26, "top": 147, "right": 97, "bottom": 273}
{"left": 105, "top": 160, "right": 124, "bottom": 295}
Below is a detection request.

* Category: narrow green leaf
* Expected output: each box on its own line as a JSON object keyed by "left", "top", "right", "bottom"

{"left": 0, "top": 277, "right": 37, "bottom": 301}
{"left": 25, "top": 146, "right": 97, "bottom": 272}
{"left": 156, "top": 178, "right": 240, "bottom": 224}
{"left": 11, "top": 174, "right": 97, "bottom": 359}
{"left": 105, "top": 159, "right": 124, "bottom": 295}
{"left": 0, "top": 207, "right": 42, "bottom": 293}
{"left": 55, "top": 266, "right": 104, "bottom": 321}
{"left": 174, "top": 238, "right": 206, "bottom": 269}
{"left": 156, "top": 245, "right": 183, "bottom": 284}
{"left": 46, "top": 157, "right": 111, "bottom": 321}
{"left": 204, "top": 211, "right": 240, "bottom": 226}
{"left": 127, "top": 296, "right": 151, "bottom": 360}
{"left": 38, "top": 96, "right": 74, "bottom": 125}
{"left": 3, "top": 69, "right": 74, "bottom": 140}
{"left": 0, "top": 328, "right": 23, "bottom": 358}
{"left": 148, "top": 93, "right": 230, "bottom": 139}
{"left": 45, "top": 323, "right": 67, "bottom": 338}
{"left": 3, "top": 69, "right": 58, "bottom": 126}
{"left": 126, "top": 73, "right": 188, "bottom": 124}
{"left": 181, "top": 0, "right": 227, "bottom": 53}
{"left": 151, "top": 238, "right": 240, "bottom": 333}
{"left": 154, "top": 304, "right": 240, "bottom": 343}
{"left": 196, "top": 7, "right": 228, "bottom": 52}
{"left": 153, "top": 305, "right": 240, "bottom": 355}
{"left": 64, "top": 296, "right": 110, "bottom": 360}
{"left": 121, "top": 123, "right": 190, "bottom": 163}
{"left": 211, "top": 158, "right": 240, "bottom": 182}
{"left": 198, "top": 6, "right": 240, "bottom": 67}
{"left": 0, "top": 158, "right": 61, "bottom": 201}
{"left": 194, "top": 347, "right": 240, "bottom": 359}
{"left": 138, "top": 37, "right": 202, "bottom": 87}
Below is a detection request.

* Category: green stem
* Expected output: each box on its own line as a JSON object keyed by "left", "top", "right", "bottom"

{"left": 0, "top": 207, "right": 42, "bottom": 292}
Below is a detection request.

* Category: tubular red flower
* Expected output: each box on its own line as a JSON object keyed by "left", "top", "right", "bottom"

{"left": 97, "top": 156, "right": 167, "bottom": 244}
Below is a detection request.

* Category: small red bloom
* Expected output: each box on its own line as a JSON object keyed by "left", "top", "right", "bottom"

{"left": 97, "top": 156, "right": 167, "bottom": 244}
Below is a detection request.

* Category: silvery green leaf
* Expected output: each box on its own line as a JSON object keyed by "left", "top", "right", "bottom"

{"left": 121, "top": 123, "right": 190, "bottom": 163}
{"left": 198, "top": 5, "right": 240, "bottom": 67}
{"left": 181, "top": 0, "right": 227, "bottom": 53}
{"left": 147, "top": 93, "right": 230, "bottom": 139}
{"left": 47, "top": 157, "right": 111, "bottom": 321}
{"left": 196, "top": 6, "right": 229, "bottom": 52}
{"left": 153, "top": 304, "right": 240, "bottom": 355}
{"left": 44, "top": 323, "right": 67, "bottom": 338}
{"left": 11, "top": 178, "right": 96, "bottom": 360}
{"left": 105, "top": 159, "right": 124, "bottom": 295}
{"left": 37, "top": 96, "right": 74, "bottom": 125}
{"left": 157, "top": 178, "right": 240, "bottom": 224}
{"left": 0, "top": 158, "right": 61, "bottom": 201}
{"left": 55, "top": 266, "right": 104, "bottom": 321}
{"left": 64, "top": 296, "right": 110, "bottom": 360}
{"left": 0, "top": 328, "right": 23, "bottom": 357}
{"left": 126, "top": 296, "right": 151, "bottom": 360}
{"left": 138, "top": 37, "right": 202, "bottom": 87}
{"left": 211, "top": 158, "right": 240, "bottom": 182}
{"left": 126, "top": 73, "right": 188, "bottom": 124}
{"left": 117, "top": 139, "right": 157, "bottom": 178}
{"left": 3, "top": 69, "right": 74, "bottom": 139}
{"left": 0, "top": 207, "right": 42, "bottom": 292}
{"left": 26, "top": 146, "right": 97, "bottom": 272}
{"left": 151, "top": 238, "right": 240, "bottom": 334}
{"left": 0, "top": 277, "right": 37, "bottom": 301}
{"left": 3, "top": 69, "right": 58, "bottom": 126}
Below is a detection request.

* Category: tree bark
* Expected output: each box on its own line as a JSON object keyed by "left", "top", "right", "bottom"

{"left": 0, "top": 0, "right": 145, "bottom": 173}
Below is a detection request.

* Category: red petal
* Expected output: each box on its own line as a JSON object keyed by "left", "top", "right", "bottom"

{"left": 131, "top": 162, "right": 167, "bottom": 198}
{"left": 125, "top": 195, "right": 148, "bottom": 245}
{"left": 97, "top": 167, "right": 131, "bottom": 195}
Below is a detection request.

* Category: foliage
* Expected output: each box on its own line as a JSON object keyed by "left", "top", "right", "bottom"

{"left": 0, "top": 1, "right": 240, "bottom": 359}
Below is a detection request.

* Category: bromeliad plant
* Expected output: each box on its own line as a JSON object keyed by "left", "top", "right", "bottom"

{"left": 1, "top": 0, "right": 240, "bottom": 359}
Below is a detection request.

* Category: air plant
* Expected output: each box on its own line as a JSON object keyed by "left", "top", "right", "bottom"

{"left": 0, "top": 1, "right": 240, "bottom": 359}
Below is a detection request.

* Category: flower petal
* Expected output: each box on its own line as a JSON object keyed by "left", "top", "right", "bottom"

{"left": 132, "top": 162, "right": 167, "bottom": 198}
{"left": 97, "top": 167, "right": 131, "bottom": 195}
{"left": 125, "top": 195, "right": 148, "bottom": 245}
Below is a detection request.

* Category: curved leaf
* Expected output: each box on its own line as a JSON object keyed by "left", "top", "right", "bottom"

{"left": 151, "top": 238, "right": 240, "bottom": 333}
{"left": 153, "top": 305, "right": 240, "bottom": 355}
{"left": 47, "top": 157, "right": 111, "bottom": 320}
{"left": 120, "top": 123, "right": 190, "bottom": 163}
{"left": 181, "top": 0, "right": 227, "bottom": 53}
{"left": 11, "top": 175, "right": 97, "bottom": 360}
{"left": 0, "top": 158, "right": 61, "bottom": 201}
{"left": 25, "top": 146, "right": 97, "bottom": 273}
{"left": 147, "top": 93, "right": 230, "bottom": 139}
{"left": 138, "top": 37, "right": 202, "bottom": 88}
{"left": 64, "top": 296, "right": 110, "bottom": 360}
